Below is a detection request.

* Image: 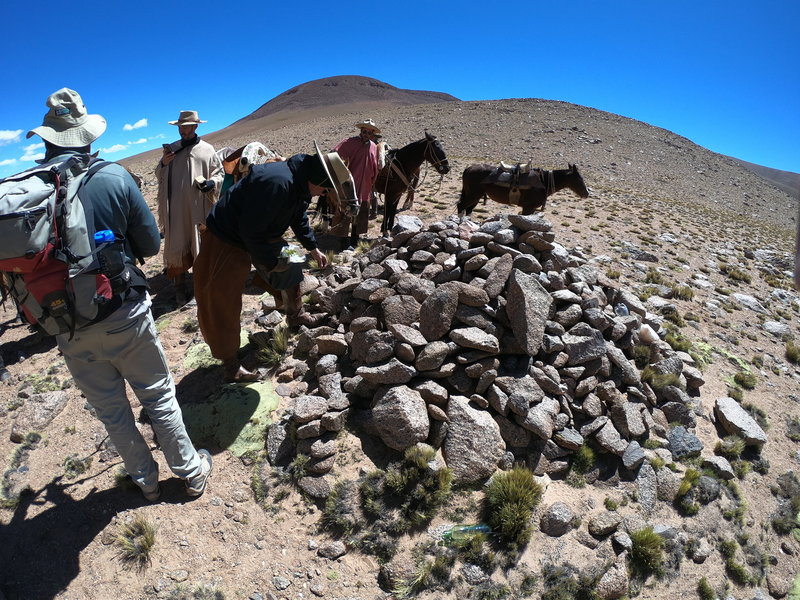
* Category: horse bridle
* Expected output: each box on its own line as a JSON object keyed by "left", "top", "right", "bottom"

{"left": 424, "top": 139, "right": 449, "bottom": 174}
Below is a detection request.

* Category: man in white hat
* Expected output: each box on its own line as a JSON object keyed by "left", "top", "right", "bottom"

{"left": 193, "top": 143, "right": 357, "bottom": 382}
{"left": 329, "top": 118, "right": 381, "bottom": 249}
{"left": 24, "top": 88, "right": 213, "bottom": 500}
{"left": 155, "top": 110, "right": 224, "bottom": 305}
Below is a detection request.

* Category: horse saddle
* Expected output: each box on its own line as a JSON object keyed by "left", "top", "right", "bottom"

{"left": 223, "top": 142, "right": 282, "bottom": 180}
{"left": 482, "top": 163, "right": 540, "bottom": 188}
{"left": 481, "top": 162, "right": 541, "bottom": 205}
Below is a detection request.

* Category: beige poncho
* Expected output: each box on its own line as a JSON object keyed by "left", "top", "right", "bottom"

{"left": 155, "top": 139, "right": 223, "bottom": 277}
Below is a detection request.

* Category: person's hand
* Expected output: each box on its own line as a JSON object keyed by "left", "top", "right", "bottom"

{"left": 197, "top": 180, "right": 215, "bottom": 192}
{"left": 161, "top": 149, "right": 175, "bottom": 166}
{"left": 309, "top": 247, "right": 328, "bottom": 269}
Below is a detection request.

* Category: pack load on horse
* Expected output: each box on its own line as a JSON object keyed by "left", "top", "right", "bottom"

{"left": 218, "top": 142, "right": 284, "bottom": 194}
{"left": 457, "top": 162, "right": 589, "bottom": 217}
{"left": 374, "top": 131, "right": 450, "bottom": 234}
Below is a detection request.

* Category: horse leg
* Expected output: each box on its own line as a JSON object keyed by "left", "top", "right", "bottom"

{"left": 402, "top": 172, "right": 419, "bottom": 211}
{"left": 384, "top": 192, "right": 400, "bottom": 235}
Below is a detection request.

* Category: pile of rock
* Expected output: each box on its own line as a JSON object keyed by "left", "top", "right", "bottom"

{"left": 265, "top": 213, "right": 758, "bottom": 496}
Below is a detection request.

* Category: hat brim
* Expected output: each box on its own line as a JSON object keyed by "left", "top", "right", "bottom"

{"left": 313, "top": 141, "right": 357, "bottom": 206}
{"left": 355, "top": 122, "right": 381, "bottom": 134}
{"left": 27, "top": 113, "right": 107, "bottom": 147}
{"left": 168, "top": 120, "right": 206, "bottom": 125}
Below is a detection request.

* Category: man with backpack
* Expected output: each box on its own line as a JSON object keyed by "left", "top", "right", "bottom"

{"left": 4, "top": 88, "right": 212, "bottom": 501}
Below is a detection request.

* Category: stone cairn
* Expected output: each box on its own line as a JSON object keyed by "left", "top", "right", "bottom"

{"left": 266, "top": 213, "right": 712, "bottom": 499}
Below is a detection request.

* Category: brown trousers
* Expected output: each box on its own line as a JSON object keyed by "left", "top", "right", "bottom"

{"left": 194, "top": 227, "right": 253, "bottom": 363}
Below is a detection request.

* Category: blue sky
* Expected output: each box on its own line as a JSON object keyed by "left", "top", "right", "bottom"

{"left": 1, "top": 0, "right": 798, "bottom": 180}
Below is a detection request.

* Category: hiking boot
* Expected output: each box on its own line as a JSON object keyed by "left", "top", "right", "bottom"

{"left": 141, "top": 483, "right": 161, "bottom": 502}
{"left": 186, "top": 449, "right": 212, "bottom": 497}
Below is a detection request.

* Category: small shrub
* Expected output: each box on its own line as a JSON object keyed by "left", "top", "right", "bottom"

{"left": 728, "top": 386, "right": 744, "bottom": 402}
{"left": 540, "top": 563, "right": 600, "bottom": 600}
{"left": 571, "top": 444, "right": 596, "bottom": 475}
{"left": 787, "top": 416, "right": 800, "bottom": 442}
{"left": 604, "top": 497, "right": 619, "bottom": 511}
{"left": 786, "top": 340, "right": 800, "bottom": 365}
{"left": 180, "top": 318, "right": 199, "bottom": 333}
{"left": 645, "top": 267, "right": 665, "bottom": 285}
{"left": 256, "top": 324, "right": 290, "bottom": 367}
{"left": 630, "top": 527, "right": 665, "bottom": 578}
{"left": 665, "top": 331, "right": 692, "bottom": 352}
{"left": 484, "top": 465, "right": 543, "bottom": 548}
{"left": 717, "top": 435, "right": 746, "bottom": 459}
{"left": 734, "top": 371, "right": 757, "bottom": 390}
{"left": 633, "top": 344, "right": 653, "bottom": 368}
{"left": 115, "top": 515, "right": 156, "bottom": 570}
{"left": 672, "top": 284, "right": 695, "bottom": 300}
{"left": 63, "top": 454, "right": 92, "bottom": 479}
{"left": 697, "top": 577, "right": 715, "bottom": 600}
{"left": 606, "top": 269, "right": 621, "bottom": 280}
{"left": 641, "top": 367, "right": 681, "bottom": 391}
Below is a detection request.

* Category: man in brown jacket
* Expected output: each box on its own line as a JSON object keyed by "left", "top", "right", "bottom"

{"left": 155, "top": 110, "right": 224, "bottom": 304}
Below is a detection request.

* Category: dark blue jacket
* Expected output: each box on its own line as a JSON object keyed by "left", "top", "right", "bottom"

{"left": 206, "top": 154, "right": 317, "bottom": 267}
{"left": 51, "top": 151, "right": 161, "bottom": 264}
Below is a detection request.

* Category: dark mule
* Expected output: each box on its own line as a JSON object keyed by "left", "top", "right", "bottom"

{"left": 374, "top": 131, "right": 450, "bottom": 234}
{"left": 457, "top": 163, "right": 589, "bottom": 217}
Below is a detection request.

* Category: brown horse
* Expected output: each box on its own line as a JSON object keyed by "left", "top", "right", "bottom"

{"left": 457, "top": 163, "right": 589, "bottom": 217}
{"left": 374, "top": 131, "right": 450, "bottom": 234}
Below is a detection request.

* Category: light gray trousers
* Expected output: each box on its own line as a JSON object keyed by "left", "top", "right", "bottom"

{"left": 57, "top": 293, "right": 202, "bottom": 491}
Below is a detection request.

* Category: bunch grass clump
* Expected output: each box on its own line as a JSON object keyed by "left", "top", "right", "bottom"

{"left": 786, "top": 340, "right": 800, "bottom": 365}
{"left": 63, "top": 454, "right": 92, "bottom": 479}
{"left": 115, "top": 515, "right": 156, "bottom": 570}
{"left": 539, "top": 563, "right": 601, "bottom": 600}
{"left": 629, "top": 526, "right": 665, "bottom": 578}
{"left": 733, "top": 371, "right": 757, "bottom": 390}
{"left": 255, "top": 324, "right": 290, "bottom": 367}
{"left": 484, "top": 465, "right": 543, "bottom": 548}
{"left": 697, "top": 577, "right": 715, "bottom": 600}
{"left": 641, "top": 367, "right": 681, "bottom": 391}
{"left": 716, "top": 435, "right": 746, "bottom": 459}
{"left": 719, "top": 539, "right": 756, "bottom": 585}
{"left": 322, "top": 445, "right": 452, "bottom": 562}
{"left": 672, "top": 284, "right": 695, "bottom": 300}
{"left": 675, "top": 468, "right": 701, "bottom": 515}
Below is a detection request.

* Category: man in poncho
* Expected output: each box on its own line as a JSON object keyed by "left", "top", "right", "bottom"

{"left": 155, "top": 110, "right": 224, "bottom": 304}
{"left": 329, "top": 118, "right": 380, "bottom": 249}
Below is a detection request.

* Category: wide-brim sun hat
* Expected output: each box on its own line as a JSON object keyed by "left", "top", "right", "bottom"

{"left": 313, "top": 140, "right": 357, "bottom": 207}
{"left": 27, "top": 88, "right": 107, "bottom": 147}
{"left": 354, "top": 119, "right": 381, "bottom": 134}
{"left": 168, "top": 110, "right": 207, "bottom": 126}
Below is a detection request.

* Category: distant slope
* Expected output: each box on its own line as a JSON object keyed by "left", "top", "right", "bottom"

{"left": 234, "top": 75, "right": 458, "bottom": 124}
{"left": 729, "top": 157, "right": 800, "bottom": 199}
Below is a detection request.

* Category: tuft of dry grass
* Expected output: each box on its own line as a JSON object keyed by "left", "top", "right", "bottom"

{"left": 115, "top": 515, "right": 157, "bottom": 570}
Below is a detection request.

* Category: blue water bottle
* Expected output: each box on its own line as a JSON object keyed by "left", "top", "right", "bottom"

{"left": 94, "top": 229, "right": 129, "bottom": 294}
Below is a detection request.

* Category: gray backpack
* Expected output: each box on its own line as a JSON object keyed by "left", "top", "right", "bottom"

{"left": 0, "top": 154, "right": 122, "bottom": 338}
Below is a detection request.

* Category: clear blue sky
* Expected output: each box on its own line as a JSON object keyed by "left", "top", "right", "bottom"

{"left": 1, "top": 0, "right": 798, "bottom": 180}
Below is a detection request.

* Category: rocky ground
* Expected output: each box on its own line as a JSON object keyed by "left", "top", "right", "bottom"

{"left": 1, "top": 98, "right": 799, "bottom": 600}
